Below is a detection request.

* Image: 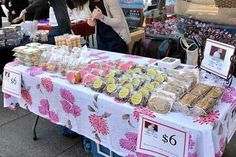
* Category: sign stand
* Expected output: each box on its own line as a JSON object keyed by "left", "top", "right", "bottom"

{"left": 197, "top": 39, "right": 236, "bottom": 87}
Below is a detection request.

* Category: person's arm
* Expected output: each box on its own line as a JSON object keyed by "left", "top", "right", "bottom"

{"left": 93, "top": 0, "right": 123, "bottom": 29}
{"left": 12, "top": 0, "right": 46, "bottom": 23}
{"left": 25, "top": 0, "right": 47, "bottom": 13}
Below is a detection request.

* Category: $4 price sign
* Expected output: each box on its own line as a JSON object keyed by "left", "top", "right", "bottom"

{"left": 2, "top": 67, "right": 22, "bottom": 98}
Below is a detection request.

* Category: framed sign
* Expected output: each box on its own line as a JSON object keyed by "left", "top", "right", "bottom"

{"left": 2, "top": 67, "right": 22, "bottom": 98}
{"left": 137, "top": 115, "right": 189, "bottom": 157}
{"left": 201, "top": 39, "right": 235, "bottom": 79}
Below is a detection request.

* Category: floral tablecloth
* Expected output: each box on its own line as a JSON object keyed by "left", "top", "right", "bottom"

{"left": 3, "top": 49, "right": 236, "bottom": 157}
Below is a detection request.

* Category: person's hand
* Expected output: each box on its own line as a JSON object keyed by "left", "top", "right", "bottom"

{"left": 87, "top": 18, "right": 96, "bottom": 27}
{"left": 92, "top": 6, "right": 104, "bottom": 20}
{"left": 11, "top": 10, "right": 16, "bottom": 15}
{"left": 12, "top": 9, "right": 27, "bottom": 23}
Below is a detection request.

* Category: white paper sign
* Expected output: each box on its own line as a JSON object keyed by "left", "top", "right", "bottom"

{"left": 137, "top": 116, "right": 189, "bottom": 157}
{"left": 201, "top": 39, "right": 235, "bottom": 79}
{"left": 227, "top": 104, "right": 236, "bottom": 143}
{"left": 2, "top": 67, "right": 21, "bottom": 98}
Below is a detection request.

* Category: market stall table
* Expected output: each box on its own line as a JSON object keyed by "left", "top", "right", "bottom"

{"left": 3, "top": 50, "right": 236, "bottom": 157}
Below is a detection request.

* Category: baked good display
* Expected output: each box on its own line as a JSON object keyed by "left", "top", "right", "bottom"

{"left": 206, "top": 87, "right": 224, "bottom": 98}
{"left": 190, "top": 84, "right": 212, "bottom": 96}
{"left": 179, "top": 94, "right": 198, "bottom": 107}
{"left": 148, "top": 96, "right": 173, "bottom": 114}
{"left": 130, "top": 92, "right": 145, "bottom": 106}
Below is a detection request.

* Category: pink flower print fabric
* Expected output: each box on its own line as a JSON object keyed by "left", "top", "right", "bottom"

{"left": 89, "top": 114, "right": 109, "bottom": 135}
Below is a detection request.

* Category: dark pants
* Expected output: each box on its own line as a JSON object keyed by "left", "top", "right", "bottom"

{"left": 48, "top": 26, "right": 61, "bottom": 45}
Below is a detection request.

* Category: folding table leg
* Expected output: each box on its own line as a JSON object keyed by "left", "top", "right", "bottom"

{"left": 92, "top": 35, "right": 95, "bottom": 48}
{"left": 33, "top": 116, "right": 40, "bottom": 141}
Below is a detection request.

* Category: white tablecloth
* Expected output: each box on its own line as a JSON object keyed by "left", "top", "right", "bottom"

{"left": 3, "top": 49, "right": 236, "bottom": 157}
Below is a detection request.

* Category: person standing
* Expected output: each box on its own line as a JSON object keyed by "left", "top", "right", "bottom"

{"left": 74, "top": 0, "right": 130, "bottom": 53}
{"left": 13, "top": 0, "right": 74, "bottom": 44}
{"left": 0, "top": 0, "right": 6, "bottom": 27}
{"left": 14, "top": 0, "right": 73, "bottom": 34}
{"left": 5, "top": 0, "right": 29, "bottom": 23}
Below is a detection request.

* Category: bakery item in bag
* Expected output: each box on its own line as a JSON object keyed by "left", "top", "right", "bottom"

{"left": 206, "top": 87, "right": 224, "bottom": 99}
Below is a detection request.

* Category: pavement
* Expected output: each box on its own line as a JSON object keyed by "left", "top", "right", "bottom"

{"left": 0, "top": 86, "right": 235, "bottom": 157}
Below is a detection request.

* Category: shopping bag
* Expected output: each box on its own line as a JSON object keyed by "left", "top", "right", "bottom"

{"left": 180, "top": 37, "right": 199, "bottom": 66}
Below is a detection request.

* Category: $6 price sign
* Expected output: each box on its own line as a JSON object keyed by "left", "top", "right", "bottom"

{"left": 2, "top": 67, "right": 22, "bottom": 98}
{"left": 162, "top": 134, "right": 177, "bottom": 146}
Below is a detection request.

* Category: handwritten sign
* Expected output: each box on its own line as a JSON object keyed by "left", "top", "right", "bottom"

{"left": 2, "top": 67, "right": 21, "bottom": 98}
{"left": 137, "top": 115, "right": 189, "bottom": 157}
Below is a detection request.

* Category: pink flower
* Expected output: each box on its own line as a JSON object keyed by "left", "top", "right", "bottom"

{"left": 120, "top": 132, "right": 137, "bottom": 152}
{"left": 133, "top": 107, "right": 155, "bottom": 121}
{"left": 4, "top": 93, "right": 11, "bottom": 99}
{"left": 221, "top": 87, "right": 236, "bottom": 104}
{"left": 194, "top": 110, "right": 220, "bottom": 125}
{"left": 26, "top": 67, "right": 43, "bottom": 77}
{"left": 215, "top": 151, "right": 222, "bottom": 157}
{"left": 189, "top": 135, "right": 195, "bottom": 150}
{"left": 188, "top": 152, "right": 198, "bottom": 157}
{"left": 21, "top": 89, "right": 32, "bottom": 105}
{"left": 49, "top": 111, "right": 59, "bottom": 124}
{"left": 60, "top": 88, "right": 75, "bottom": 104}
{"left": 60, "top": 100, "right": 72, "bottom": 113}
{"left": 136, "top": 153, "right": 154, "bottom": 157}
{"left": 123, "top": 54, "right": 142, "bottom": 59}
{"left": 41, "top": 77, "right": 53, "bottom": 92}
{"left": 219, "top": 138, "right": 225, "bottom": 152}
{"left": 71, "top": 104, "right": 81, "bottom": 117}
{"left": 39, "top": 99, "right": 49, "bottom": 115}
{"left": 89, "top": 114, "right": 109, "bottom": 135}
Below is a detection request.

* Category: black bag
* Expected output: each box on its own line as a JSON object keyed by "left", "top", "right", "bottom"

{"left": 134, "top": 37, "right": 186, "bottom": 63}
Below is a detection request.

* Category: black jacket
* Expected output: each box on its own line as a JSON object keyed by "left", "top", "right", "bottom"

{"left": 26, "top": 0, "right": 73, "bottom": 34}
{"left": 5, "top": 0, "right": 29, "bottom": 14}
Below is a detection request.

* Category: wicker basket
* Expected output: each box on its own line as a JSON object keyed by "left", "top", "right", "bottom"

{"left": 215, "top": 0, "right": 236, "bottom": 8}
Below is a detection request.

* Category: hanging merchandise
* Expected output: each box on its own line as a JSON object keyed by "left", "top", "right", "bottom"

{"left": 174, "top": 0, "right": 236, "bottom": 26}
{"left": 119, "top": 0, "right": 144, "bottom": 9}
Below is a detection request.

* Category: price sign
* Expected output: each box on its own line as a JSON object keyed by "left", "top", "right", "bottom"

{"left": 137, "top": 115, "right": 189, "bottom": 157}
{"left": 227, "top": 104, "right": 236, "bottom": 143}
{"left": 2, "top": 67, "right": 21, "bottom": 98}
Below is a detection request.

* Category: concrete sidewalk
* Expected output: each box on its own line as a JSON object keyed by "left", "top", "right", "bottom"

{"left": 0, "top": 86, "right": 235, "bottom": 157}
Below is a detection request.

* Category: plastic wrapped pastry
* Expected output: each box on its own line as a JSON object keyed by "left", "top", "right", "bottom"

{"left": 148, "top": 96, "right": 174, "bottom": 114}
{"left": 104, "top": 83, "right": 119, "bottom": 96}
{"left": 179, "top": 94, "right": 198, "bottom": 107}
{"left": 206, "top": 87, "right": 224, "bottom": 99}
{"left": 190, "top": 84, "right": 212, "bottom": 96}
{"left": 116, "top": 87, "right": 131, "bottom": 101}
{"left": 193, "top": 97, "right": 216, "bottom": 116}
{"left": 66, "top": 71, "right": 81, "bottom": 84}
{"left": 130, "top": 92, "right": 146, "bottom": 106}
